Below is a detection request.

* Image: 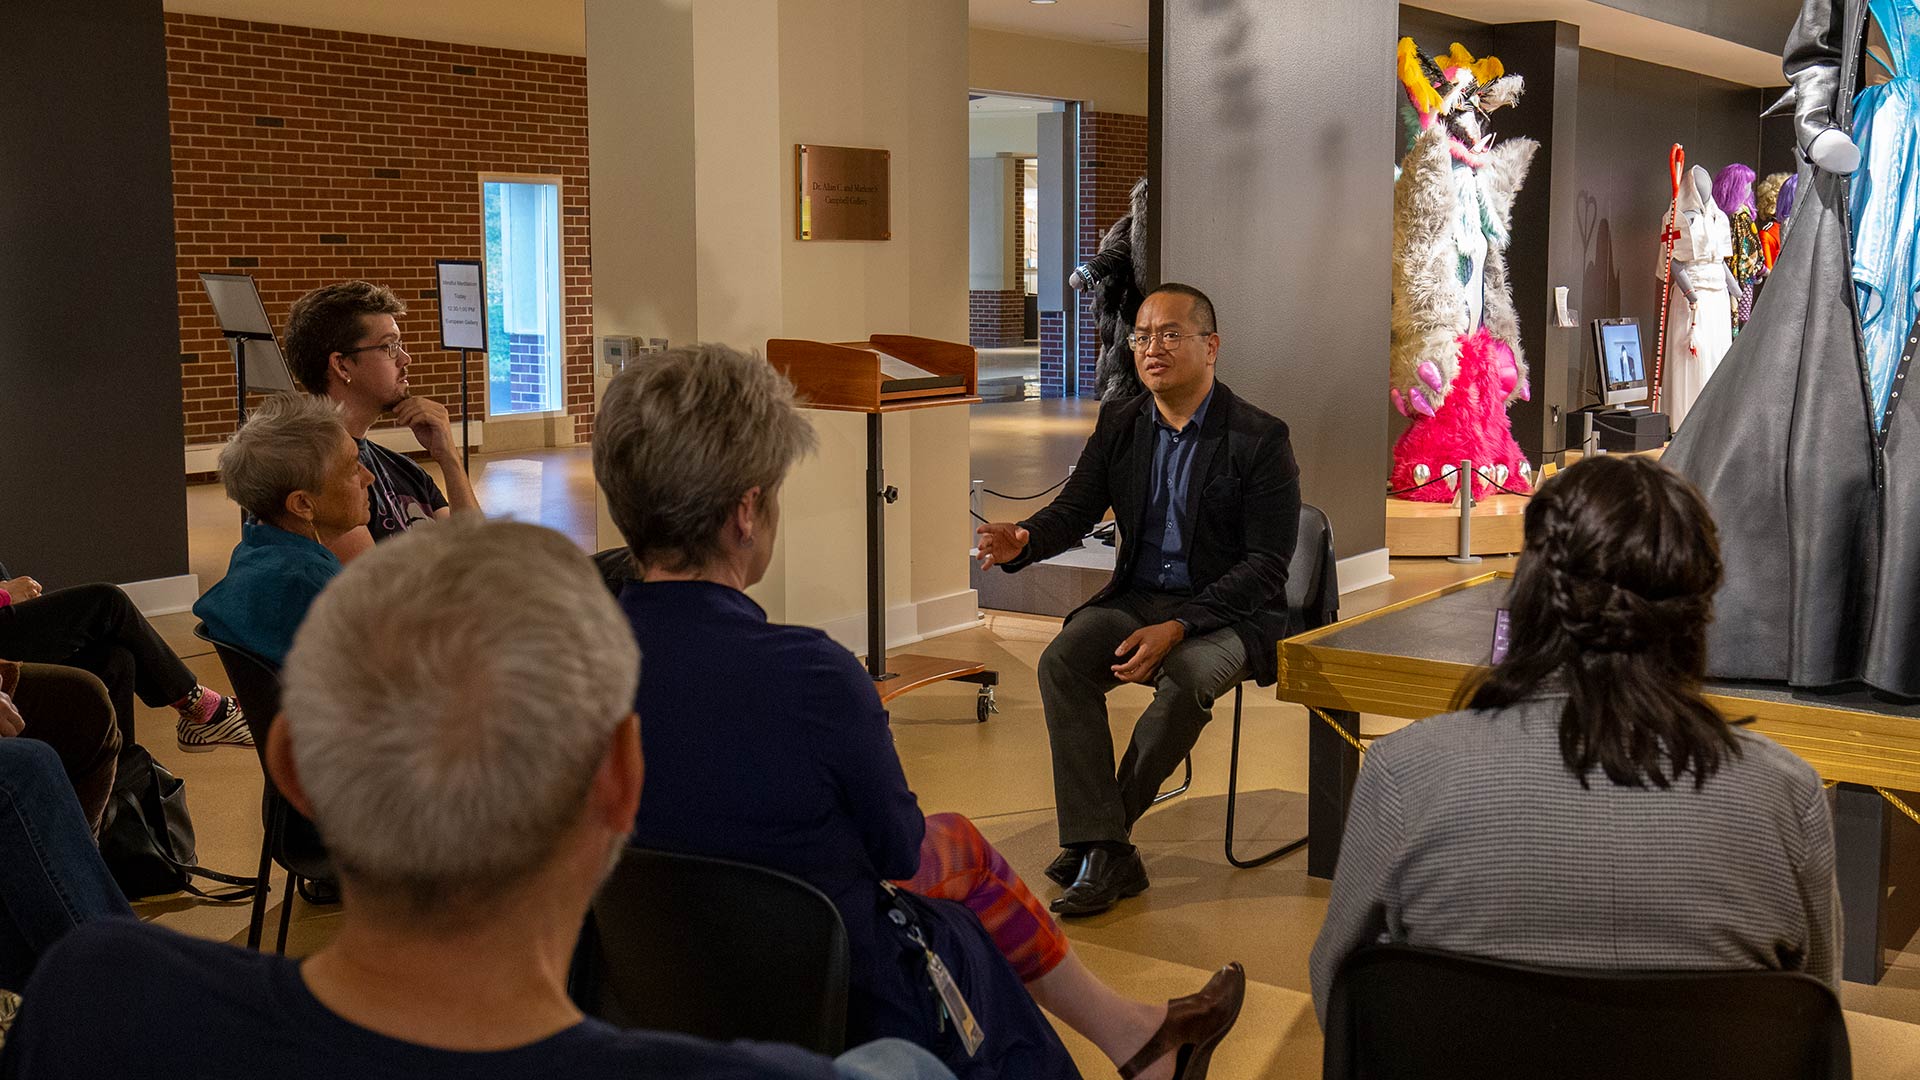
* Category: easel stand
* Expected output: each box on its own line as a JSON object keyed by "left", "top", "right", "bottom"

{"left": 458, "top": 348, "right": 472, "bottom": 474}
{"left": 223, "top": 330, "right": 272, "bottom": 526}
{"left": 770, "top": 335, "right": 1000, "bottom": 722}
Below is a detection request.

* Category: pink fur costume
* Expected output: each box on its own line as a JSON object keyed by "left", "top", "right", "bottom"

{"left": 1390, "top": 327, "right": 1532, "bottom": 502}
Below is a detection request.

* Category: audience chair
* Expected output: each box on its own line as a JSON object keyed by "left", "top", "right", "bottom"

{"left": 571, "top": 847, "right": 851, "bottom": 1055}
{"left": 1148, "top": 503, "right": 1340, "bottom": 869}
{"left": 193, "top": 625, "right": 335, "bottom": 954}
{"left": 1324, "top": 944, "right": 1850, "bottom": 1080}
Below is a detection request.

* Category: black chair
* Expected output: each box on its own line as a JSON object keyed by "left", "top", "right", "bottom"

{"left": 1324, "top": 944, "right": 1851, "bottom": 1080}
{"left": 193, "top": 624, "right": 334, "bottom": 954}
{"left": 1149, "top": 503, "right": 1340, "bottom": 868}
{"left": 571, "top": 847, "right": 851, "bottom": 1055}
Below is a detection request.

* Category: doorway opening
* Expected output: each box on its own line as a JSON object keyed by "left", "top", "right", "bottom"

{"left": 968, "top": 92, "right": 1077, "bottom": 402}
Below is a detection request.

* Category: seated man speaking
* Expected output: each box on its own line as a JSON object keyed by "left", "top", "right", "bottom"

{"left": 976, "top": 283, "right": 1300, "bottom": 917}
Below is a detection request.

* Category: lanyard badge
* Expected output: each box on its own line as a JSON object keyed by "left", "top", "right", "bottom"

{"left": 882, "top": 883, "right": 986, "bottom": 1056}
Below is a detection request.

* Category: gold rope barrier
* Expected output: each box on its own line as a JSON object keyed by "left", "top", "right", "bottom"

{"left": 1308, "top": 706, "right": 1371, "bottom": 755}
{"left": 1877, "top": 787, "right": 1920, "bottom": 828}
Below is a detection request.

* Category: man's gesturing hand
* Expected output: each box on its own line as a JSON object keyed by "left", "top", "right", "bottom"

{"left": 974, "top": 523, "right": 1030, "bottom": 569}
{"left": 1111, "top": 620, "right": 1186, "bottom": 684}
{"left": 392, "top": 395, "right": 455, "bottom": 459}
{"left": 2, "top": 576, "right": 43, "bottom": 602}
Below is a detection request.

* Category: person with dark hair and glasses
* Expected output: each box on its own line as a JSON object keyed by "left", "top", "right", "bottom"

{"left": 1307, "top": 455, "right": 1840, "bottom": 1024}
{"left": 283, "top": 281, "right": 481, "bottom": 561}
{"left": 975, "top": 282, "right": 1302, "bottom": 917}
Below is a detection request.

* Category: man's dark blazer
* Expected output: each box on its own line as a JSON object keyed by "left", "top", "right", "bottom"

{"left": 1003, "top": 379, "right": 1301, "bottom": 686}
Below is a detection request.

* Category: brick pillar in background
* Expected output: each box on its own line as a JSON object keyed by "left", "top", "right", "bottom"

{"left": 1038, "top": 310, "right": 1065, "bottom": 397}
{"left": 1075, "top": 112, "right": 1147, "bottom": 398}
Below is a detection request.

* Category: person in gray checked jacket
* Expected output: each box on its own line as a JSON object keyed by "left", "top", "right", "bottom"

{"left": 1309, "top": 454, "right": 1840, "bottom": 1024}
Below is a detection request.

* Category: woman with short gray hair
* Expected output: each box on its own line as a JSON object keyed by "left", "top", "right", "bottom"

{"left": 192, "top": 394, "right": 372, "bottom": 667}
{"left": 601, "top": 344, "right": 1245, "bottom": 1080}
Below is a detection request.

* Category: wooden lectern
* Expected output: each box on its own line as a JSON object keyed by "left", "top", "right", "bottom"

{"left": 766, "top": 335, "right": 999, "bottom": 720}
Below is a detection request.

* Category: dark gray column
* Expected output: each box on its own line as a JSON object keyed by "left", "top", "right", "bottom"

{"left": 1152, "top": 0, "right": 1397, "bottom": 560}
{"left": 1490, "top": 21, "right": 1583, "bottom": 463}
{"left": 0, "top": 0, "right": 188, "bottom": 587}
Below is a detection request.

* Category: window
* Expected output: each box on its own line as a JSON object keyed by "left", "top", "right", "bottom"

{"left": 482, "top": 177, "right": 563, "bottom": 417}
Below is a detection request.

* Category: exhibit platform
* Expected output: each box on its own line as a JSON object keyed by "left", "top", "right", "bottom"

{"left": 1385, "top": 492, "right": 1529, "bottom": 557}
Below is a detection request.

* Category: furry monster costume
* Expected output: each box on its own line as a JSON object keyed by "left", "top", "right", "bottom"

{"left": 1388, "top": 39, "right": 1539, "bottom": 502}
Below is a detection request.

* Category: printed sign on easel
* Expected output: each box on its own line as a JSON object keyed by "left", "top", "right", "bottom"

{"left": 434, "top": 258, "right": 487, "bottom": 471}
{"left": 435, "top": 259, "right": 487, "bottom": 351}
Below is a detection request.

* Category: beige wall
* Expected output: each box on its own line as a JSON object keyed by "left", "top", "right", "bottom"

{"left": 589, "top": 0, "right": 976, "bottom": 648}
{"left": 587, "top": 0, "right": 697, "bottom": 351}
{"left": 969, "top": 113, "right": 1041, "bottom": 158}
{"left": 968, "top": 26, "right": 1148, "bottom": 114}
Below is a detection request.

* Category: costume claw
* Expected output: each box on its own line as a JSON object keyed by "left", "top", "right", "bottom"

{"left": 1494, "top": 464, "right": 1510, "bottom": 486}
{"left": 1411, "top": 388, "right": 1437, "bottom": 417}
{"left": 1391, "top": 388, "right": 1409, "bottom": 416}
{"left": 1413, "top": 463, "right": 1431, "bottom": 485}
{"left": 1517, "top": 378, "right": 1531, "bottom": 402}
{"left": 1441, "top": 464, "right": 1459, "bottom": 492}
{"left": 1417, "top": 361, "right": 1445, "bottom": 391}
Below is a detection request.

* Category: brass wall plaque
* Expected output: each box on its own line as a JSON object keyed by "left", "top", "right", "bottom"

{"left": 797, "top": 144, "right": 891, "bottom": 241}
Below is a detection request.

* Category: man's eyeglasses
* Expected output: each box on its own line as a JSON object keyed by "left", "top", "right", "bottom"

{"left": 1126, "top": 328, "right": 1214, "bottom": 351}
{"left": 339, "top": 340, "right": 409, "bottom": 361}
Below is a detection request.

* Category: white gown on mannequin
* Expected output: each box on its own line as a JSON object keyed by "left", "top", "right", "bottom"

{"left": 1663, "top": 167, "right": 1736, "bottom": 427}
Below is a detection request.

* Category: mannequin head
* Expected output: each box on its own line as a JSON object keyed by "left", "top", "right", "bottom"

{"left": 1712, "top": 163, "right": 1756, "bottom": 218}
{"left": 1755, "top": 171, "right": 1791, "bottom": 220}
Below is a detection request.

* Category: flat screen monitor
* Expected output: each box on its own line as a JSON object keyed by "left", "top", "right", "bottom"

{"left": 1591, "top": 317, "right": 1649, "bottom": 408}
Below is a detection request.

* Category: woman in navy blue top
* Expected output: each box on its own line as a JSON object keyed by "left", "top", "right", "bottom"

{"left": 195, "top": 395, "right": 372, "bottom": 666}
{"left": 595, "top": 345, "right": 1245, "bottom": 1080}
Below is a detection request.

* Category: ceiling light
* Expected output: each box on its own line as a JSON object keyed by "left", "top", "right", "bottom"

{"left": 1030, "top": 0, "right": 1058, "bottom": 5}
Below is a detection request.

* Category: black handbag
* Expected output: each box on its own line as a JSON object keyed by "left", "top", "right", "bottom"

{"left": 97, "top": 743, "right": 255, "bottom": 901}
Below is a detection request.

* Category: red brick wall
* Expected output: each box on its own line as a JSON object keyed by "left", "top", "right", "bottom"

{"left": 1075, "top": 112, "right": 1147, "bottom": 396}
{"left": 164, "top": 13, "right": 594, "bottom": 448}
{"left": 968, "top": 290, "right": 1025, "bottom": 348}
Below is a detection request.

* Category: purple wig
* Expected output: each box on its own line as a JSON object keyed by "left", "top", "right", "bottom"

{"left": 1713, "top": 163, "right": 1757, "bottom": 217}
{"left": 1777, "top": 173, "right": 1799, "bottom": 221}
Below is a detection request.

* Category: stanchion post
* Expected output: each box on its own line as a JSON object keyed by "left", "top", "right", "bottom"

{"left": 1447, "top": 457, "right": 1481, "bottom": 565}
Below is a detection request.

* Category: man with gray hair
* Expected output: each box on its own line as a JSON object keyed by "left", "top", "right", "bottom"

{"left": 0, "top": 520, "right": 950, "bottom": 1080}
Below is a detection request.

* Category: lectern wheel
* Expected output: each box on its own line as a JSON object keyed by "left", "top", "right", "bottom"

{"left": 976, "top": 686, "right": 997, "bottom": 723}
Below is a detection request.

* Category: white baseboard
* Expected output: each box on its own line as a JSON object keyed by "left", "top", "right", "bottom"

{"left": 120, "top": 574, "right": 201, "bottom": 617}
{"left": 184, "top": 421, "right": 486, "bottom": 475}
{"left": 817, "top": 589, "right": 984, "bottom": 656}
{"left": 1336, "top": 547, "right": 1392, "bottom": 595}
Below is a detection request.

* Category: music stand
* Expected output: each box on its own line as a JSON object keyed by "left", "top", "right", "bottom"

{"left": 199, "top": 273, "right": 299, "bottom": 523}
{"left": 198, "top": 273, "right": 297, "bottom": 420}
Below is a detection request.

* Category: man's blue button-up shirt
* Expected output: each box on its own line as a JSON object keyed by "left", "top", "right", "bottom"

{"left": 1130, "top": 386, "right": 1214, "bottom": 593}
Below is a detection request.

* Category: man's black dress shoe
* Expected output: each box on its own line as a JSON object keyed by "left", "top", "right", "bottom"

{"left": 1045, "top": 847, "right": 1085, "bottom": 888}
{"left": 1050, "top": 847, "right": 1149, "bottom": 917}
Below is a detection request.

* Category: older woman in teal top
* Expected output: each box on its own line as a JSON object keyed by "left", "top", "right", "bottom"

{"left": 194, "top": 396, "right": 372, "bottom": 666}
